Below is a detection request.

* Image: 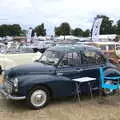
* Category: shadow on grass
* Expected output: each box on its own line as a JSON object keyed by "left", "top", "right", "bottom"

{"left": 0, "top": 98, "right": 30, "bottom": 112}
{"left": 0, "top": 91, "right": 120, "bottom": 112}
{"left": 49, "top": 91, "right": 120, "bottom": 107}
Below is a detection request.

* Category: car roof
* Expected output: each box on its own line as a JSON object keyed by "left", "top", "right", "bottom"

{"left": 48, "top": 44, "right": 102, "bottom": 53}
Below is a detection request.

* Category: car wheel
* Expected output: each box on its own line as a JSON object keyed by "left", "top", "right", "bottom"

{"left": 27, "top": 86, "right": 50, "bottom": 109}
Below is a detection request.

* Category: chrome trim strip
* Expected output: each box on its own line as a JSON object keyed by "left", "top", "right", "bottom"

{"left": 0, "top": 85, "right": 26, "bottom": 100}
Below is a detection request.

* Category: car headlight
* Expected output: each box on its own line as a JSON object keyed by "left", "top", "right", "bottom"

{"left": 13, "top": 78, "right": 18, "bottom": 88}
{"left": 13, "top": 78, "right": 19, "bottom": 92}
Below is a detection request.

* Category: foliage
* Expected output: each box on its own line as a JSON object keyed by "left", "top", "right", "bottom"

{"left": 71, "top": 28, "right": 90, "bottom": 37}
{"left": 83, "top": 29, "right": 90, "bottom": 37}
{"left": 34, "top": 23, "right": 46, "bottom": 36}
{"left": 55, "top": 22, "right": 71, "bottom": 36}
{"left": 71, "top": 28, "right": 83, "bottom": 36}
{"left": 95, "top": 15, "right": 120, "bottom": 35}
{"left": 1, "top": 15, "right": 120, "bottom": 37}
{"left": 0, "top": 24, "right": 22, "bottom": 37}
{"left": 20, "top": 29, "right": 28, "bottom": 36}
{"left": 116, "top": 20, "right": 120, "bottom": 35}
{"left": 95, "top": 15, "right": 113, "bottom": 34}
{"left": 55, "top": 17, "right": 120, "bottom": 36}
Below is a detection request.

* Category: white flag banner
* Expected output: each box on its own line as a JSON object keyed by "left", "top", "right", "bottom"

{"left": 92, "top": 18, "right": 103, "bottom": 42}
{"left": 26, "top": 28, "right": 32, "bottom": 43}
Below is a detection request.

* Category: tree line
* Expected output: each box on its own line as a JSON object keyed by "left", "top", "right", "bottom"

{"left": 55, "top": 22, "right": 90, "bottom": 37}
{"left": 0, "top": 15, "right": 120, "bottom": 37}
{"left": 0, "top": 24, "right": 22, "bottom": 37}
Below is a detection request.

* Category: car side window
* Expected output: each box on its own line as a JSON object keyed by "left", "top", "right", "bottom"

{"left": 60, "top": 52, "right": 81, "bottom": 67}
{"left": 82, "top": 50, "right": 105, "bottom": 65}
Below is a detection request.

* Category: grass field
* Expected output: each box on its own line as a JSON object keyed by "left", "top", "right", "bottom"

{"left": 1, "top": 75, "right": 120, "bottom": 120}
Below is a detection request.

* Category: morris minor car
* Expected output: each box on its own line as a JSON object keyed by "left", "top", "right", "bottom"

{"left": 0, "top": 45, "right": 120, "bottom": 109}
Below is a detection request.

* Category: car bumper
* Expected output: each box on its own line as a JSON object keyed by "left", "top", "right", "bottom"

{"left": 0, "top": 84, "right": 26, "bottom": 100}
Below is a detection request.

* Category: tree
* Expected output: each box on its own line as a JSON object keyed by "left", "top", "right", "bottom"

{"left": 96, "top": 15, "right": 114, "bottom": 34}
{"left": 0, "top": 24, "right": 22, "bottom": 37}
{"left": 34, "top": 23, "right": 46, "bottom": 36}
{"left": 83, "top": 29, "right": 90, "bottom": 37}
{"left": 112, "top": 25, "right": 117, "bottom": 34}
{"left": 0, "top": 25, "right": 8, "bottom": 37}
{"left": 21, "top": 29, "right": 28, "bottom": 36}
{"left": 55, "top": 22, "right": 71, "bottom": 36}
{"left": 11, "top": 24, "right": 22, "bottom": 36}
{"left": 116, "top": 20, "right": 120, "bottom": 35}
{"left": 55, "top": 27, "right": 61, "bottom": 36}
{"left": 72, "top": 28, "right": 83, "bottom": 36}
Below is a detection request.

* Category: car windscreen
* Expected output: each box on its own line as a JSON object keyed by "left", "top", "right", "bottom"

{"left": 38, "top": 50, "right": 62, "bottom": 65}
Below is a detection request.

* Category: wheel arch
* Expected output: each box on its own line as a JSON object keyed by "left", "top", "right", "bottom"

{"left": 104, "top": 67, "right": 120, "bottom": 76}
{"left": 27, "top": 83, "right": 53, "bottom": 99}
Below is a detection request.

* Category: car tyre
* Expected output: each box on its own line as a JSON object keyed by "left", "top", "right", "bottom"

{"left": 27, "top": 86, "right": 50, "bottom": 109}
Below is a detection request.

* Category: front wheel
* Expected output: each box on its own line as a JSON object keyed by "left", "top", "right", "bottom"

{"left": 27, "top": 86, "right": 50, "bottom": 109}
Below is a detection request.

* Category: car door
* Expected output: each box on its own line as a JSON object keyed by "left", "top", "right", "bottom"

{"left": 56, "top": 49, "right": 106, "bottom": 94}
{"left": 55, "top": 51, "right": 85, "bottom": 96}
{"left": 56, "top": 51, "right": 83, "bottom": 79}
{"left": 79, "top": 48, "right": 107, "bottom": 92}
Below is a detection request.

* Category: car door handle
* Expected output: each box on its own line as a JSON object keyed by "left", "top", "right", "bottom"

{"left": 76, "top": 69, "right": 83, "bottom": 72}
{"left": 57, "top": 72, "right": 63, "bottom": 76}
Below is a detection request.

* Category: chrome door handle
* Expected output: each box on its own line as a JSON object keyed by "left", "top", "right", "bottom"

{"left": 76, "top": 69, "right": 83, "bottom": 72}
{"left": 57, "top": 72, "right": 63, "bottom": 76}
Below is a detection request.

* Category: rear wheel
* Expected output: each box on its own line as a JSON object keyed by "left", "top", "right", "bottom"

{"left": 27, "top": 86, "right": 50, "bottom": 109}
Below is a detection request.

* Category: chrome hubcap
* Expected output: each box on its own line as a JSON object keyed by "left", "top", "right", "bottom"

{"left": 31, "top": 90, "right": 47, "bottom": 107}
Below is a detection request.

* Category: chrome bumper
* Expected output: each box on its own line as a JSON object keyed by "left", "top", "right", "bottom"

{"left": 0, "top": 84, "right": 26, "bottom": 100}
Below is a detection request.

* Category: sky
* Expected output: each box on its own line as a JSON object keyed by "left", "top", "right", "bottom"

{"left": 0, "top": 0, "right": 120, "bottom": 35}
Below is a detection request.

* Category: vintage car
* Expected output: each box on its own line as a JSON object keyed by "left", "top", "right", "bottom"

{"left": 26, "top": 40, "right": 56, "bottom": 53}
{"left": 78, "top": 42, "right": 120, "bottom": 64}
{"left": 0, "top": 45, "right": 120, "bottom": 109}
{"left": 0, "top": 45, "right": 42, "bottom": 71}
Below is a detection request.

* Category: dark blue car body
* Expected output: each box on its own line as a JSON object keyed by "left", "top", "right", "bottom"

{"left": 2, "top": 45, "right": 116, "bottom": 100}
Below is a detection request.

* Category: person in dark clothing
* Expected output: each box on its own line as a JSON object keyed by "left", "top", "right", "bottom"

{"left": 31, "top": 30, "right": 35, "bottom": 43}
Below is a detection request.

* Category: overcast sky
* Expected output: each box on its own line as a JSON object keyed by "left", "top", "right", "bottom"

{"left": 0, "top": 0, "right": 120, "bottom": 35}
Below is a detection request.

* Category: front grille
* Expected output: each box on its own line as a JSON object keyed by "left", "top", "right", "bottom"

{"left": 7, "top": 80, "right": 13, "bottom": 89}
{"left": 3, "top": 79, "right": 13, "bottom": 94}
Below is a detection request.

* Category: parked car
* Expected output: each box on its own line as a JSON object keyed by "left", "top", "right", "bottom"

{"left": 78, "top": 42, "right": 120, "bottom": 64}
{"left": 0, "top": 46, "right": 42, "bottom": 71}
{"left": 0, "top": 45, "right": 120, "bottom": 109}
{"left": 26, "top": 40, "right": 55, "bottom": 53}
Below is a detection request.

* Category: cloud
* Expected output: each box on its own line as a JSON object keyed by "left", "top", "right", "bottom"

{"left": 0, "top": 0, "right": 120, "bottom": 35}
{"left": 0, "top": 0, "right": 32, "bottom": 8}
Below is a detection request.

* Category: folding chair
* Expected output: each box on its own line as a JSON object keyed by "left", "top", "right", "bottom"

{"left": 99, "top": 67, "right": 120, "bottom": 95}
